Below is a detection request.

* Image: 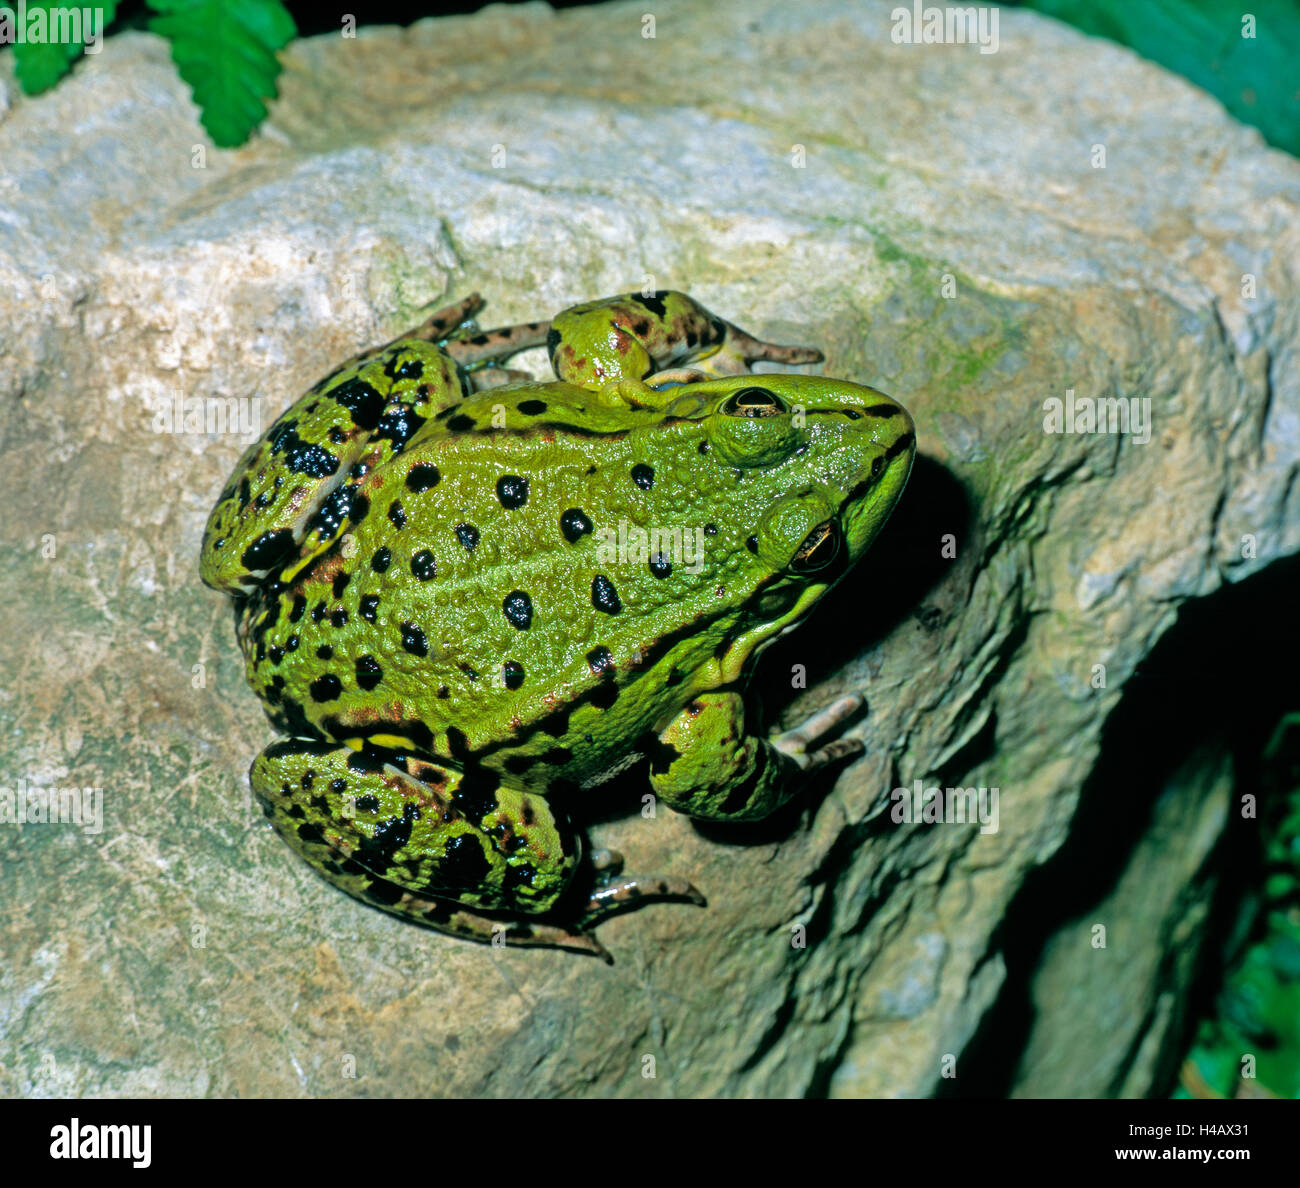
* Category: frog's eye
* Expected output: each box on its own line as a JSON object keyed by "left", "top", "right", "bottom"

{"left": 790, "top": 521, "right": 840, "bottom": 574}
{"left": 720, "top": 387, "right": 787, "bottom": 418}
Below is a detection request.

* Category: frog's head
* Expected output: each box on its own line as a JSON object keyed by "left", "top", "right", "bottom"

{"left": 666, "top": 373, "right": 915, "bottom": 658}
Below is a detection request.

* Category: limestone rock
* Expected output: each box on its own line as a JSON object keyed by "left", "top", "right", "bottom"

{"left": 0, "top": 0, "right": 1296, "bottom": 1097}
{"left": 1011, "top": 749, "right": 1233, "bottom": 1098}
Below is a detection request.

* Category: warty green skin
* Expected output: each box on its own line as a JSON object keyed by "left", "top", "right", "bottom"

{"left": 200, "top": 290, "right": 915, "bottom": 959}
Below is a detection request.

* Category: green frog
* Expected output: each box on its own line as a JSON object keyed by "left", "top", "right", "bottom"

{"left": 200, "top": 289, "right": 915, "bottom": 960}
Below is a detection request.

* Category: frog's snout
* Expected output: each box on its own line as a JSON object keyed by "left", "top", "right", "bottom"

{"left": 842, "top": 392, "right": 914, "bottom": 466}
{"left": 835, "top": 396, "right": 915, "bottom": 547}
{"left": 877, "top": 405, "right": 916, "bottom": 467}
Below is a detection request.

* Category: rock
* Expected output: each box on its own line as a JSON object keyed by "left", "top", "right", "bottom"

{"left": 0, "top": 0, "right": 1296, "bottom": 1098}
{"left": 1011, "top": 748, "right": 1233, "bottom": 1098}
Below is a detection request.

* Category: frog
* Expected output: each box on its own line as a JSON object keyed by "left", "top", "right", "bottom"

{"left": 200, "top": 289, "right": 915, "bottom": 961}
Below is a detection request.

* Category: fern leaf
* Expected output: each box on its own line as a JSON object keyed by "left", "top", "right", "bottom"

{"left": 146, "top": 0, "right": 296, "bottom": 148}
{"left": 6, "top": 0, "right": 120, "bottom": 94}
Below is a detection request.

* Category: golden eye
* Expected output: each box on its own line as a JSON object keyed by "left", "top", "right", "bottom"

{"left": 791, "top": 521, "right": 840, "bottom": 574}
{"left": 720, "top": 387, "right": 787, "bottom": 417}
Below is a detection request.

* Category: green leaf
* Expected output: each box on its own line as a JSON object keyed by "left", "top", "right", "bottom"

{"left": 145, "top": 0, "right": 296, "bottom": 148}
{"left": 3, "top": 1, "right": 120, "bottom": 94}
{"left": 1020, "top": 0, "right": 1300, "bottom": 158}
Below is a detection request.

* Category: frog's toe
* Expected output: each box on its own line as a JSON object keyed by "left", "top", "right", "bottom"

{"left": 584, "top": 872, "right": 707, "bottom": 918}
{"left": 512, "top": 921, "right": 613, "bottom": 964}
{"left": 398, "top": 291, "right": 486, "bottom": 342}
{"left": 708, "top": 323, "right": 825, "bottom": 374}
{"left": 575, "top": 934, "right": 615, "bottom": 965}
{"left": 465, "top": 365, "right": 535, "bottom": 390}
{"left": 766, "top": 343, "right": 824, "bottom": 365}
{"left": 439, "top": 908, "right": 612, "bottom": 962}
{"left": 589, "top": 847, "right": 625, "bottom": 873}
{"left": 772, "top": 693, "right": 865, "bottom": 772}
{"left": 645, "top": 367, "right": 712, "bottom": 387}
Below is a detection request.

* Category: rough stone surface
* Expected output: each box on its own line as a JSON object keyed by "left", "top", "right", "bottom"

{"left": 1, "top": 0, "right": 1296, "bottom": 1097}
{"left": 1011, "top": 748, "right": 1233, "bottom": 1098}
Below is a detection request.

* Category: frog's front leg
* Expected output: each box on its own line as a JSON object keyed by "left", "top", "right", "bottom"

{"left": 648, "top": 691, "right": 863, "bottom": 822}
{"left": 547, "top": 290, "right": 823, "bottom": 387}
{"left": 250, "top": 739, "right": 610, "bottom": 958}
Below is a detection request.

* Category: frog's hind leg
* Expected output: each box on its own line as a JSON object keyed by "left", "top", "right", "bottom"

{"left": 250, "top": 739, "right": 609, "bottom": 959}
{"left": 577, "top": 848, "right": 706, "bottom": 926}
{"left": 362, "top": 295, "right": 543, "bottom": 389}
{"left": 377, "top": 292, "right": 551, "bottom": 369}
{"left": 440, "top": 318, "right": 552, "bottom": 370}
{"left": 462, "top": 365, "right": 536, "bottom": 390}
{"left": 389, "top": 294, "right": 555, "bottom": 387}
{"left": 368, "top": 292, "right": 486, "bottom": 354}
{"left": 201, "top": 319, "right": 478, "bottom": 596}
{"left": 694, "top": 317, "right": 824, "bottom": 377}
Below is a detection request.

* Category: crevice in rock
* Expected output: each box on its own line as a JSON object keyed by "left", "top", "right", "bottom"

{"left": 734, "top": 992, "right": 798, "bottom": 1075}
{"left": 805, "top": 1012, "right": 857, "bottom": 1098}
{"left": 930, "top": 679, "right": 1003, "bottom": 792}
{"left": 953, "top": 550, "right": 1300, "bottom": 1097}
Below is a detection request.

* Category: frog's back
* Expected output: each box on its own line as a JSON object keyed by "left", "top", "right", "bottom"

{"left": 241, "top": 388, "right": 754, "bottom": 789}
